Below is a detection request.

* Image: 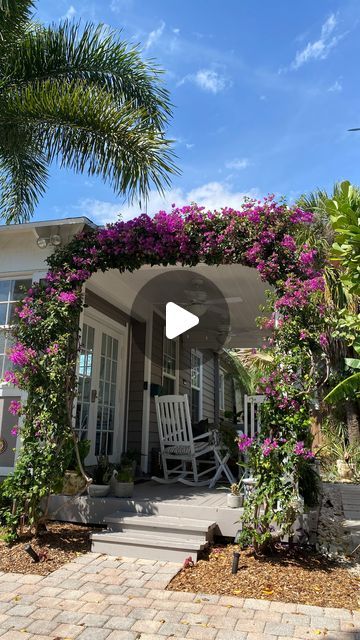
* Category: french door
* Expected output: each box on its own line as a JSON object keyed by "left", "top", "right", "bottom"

{"left": 75, "top": 313, "right": 126, "bottom": 465}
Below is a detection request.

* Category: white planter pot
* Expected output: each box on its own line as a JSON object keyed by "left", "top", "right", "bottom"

{"left": 88, "top": 484, "right": 110, "bottom": 497}
{"left": 113, "top": 482, "right": 134, "bottom": 498}
{"left": 227, "top": 493, "right": 243, "bottom": 508}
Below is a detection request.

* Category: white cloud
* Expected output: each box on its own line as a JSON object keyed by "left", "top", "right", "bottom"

{"left": 194, "top": 69, "right": 228, "bottom": 93}
{"left": 178, "top": 69, "right": 230, "bottom": 94}
{"left": 328, "top": 80, "right": 342, "bottom": 92}
{"left": 291, "top": 13, "right": 344, "bottom": 69}
{"left": 173, "top": 28, "right": 180, "bottom": 35}
{"left": 144, "top": 21, "right": 165, "bottom": 50}
{"left": 62, "top": 5, "right": 76, "bottom": 19}
{"left": 77, "top": 182, "right": 260, "bottom": 225}
{"left": 225, "top": 158, "right": 250, "bottom": 170}
{"left": 78, "top": 199, "right": 122, "bottom": 224}
{"left": 110, "top": 0, "right": 133, "bottom": 11}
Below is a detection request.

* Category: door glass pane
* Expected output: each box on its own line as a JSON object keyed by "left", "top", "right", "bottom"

{"left": 95, "top": 332, "right": 119, "bottom": 457}
{"left": 76, "top": 323, "right": 95, "bottom": 441}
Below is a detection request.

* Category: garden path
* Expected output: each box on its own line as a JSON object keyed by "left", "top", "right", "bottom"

{"left": 0, "top": 551, "right": 358, "bottom": 640}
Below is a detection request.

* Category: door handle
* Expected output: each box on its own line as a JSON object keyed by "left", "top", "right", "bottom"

{"left": 91, "top": 389, "right": 97, "bottom": 403}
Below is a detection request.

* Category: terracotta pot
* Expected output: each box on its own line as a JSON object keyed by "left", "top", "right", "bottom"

{"left": 336, "top": 459, "right": 355, "bottom": 481}
{"left": 62, "top": 470, "right": 87, "bottom": 496}
{"left": 227, "top": 493, "right": 244, "bottom": 508}
{"left": 88, "top": 484, "right": 110, "bottom": 497}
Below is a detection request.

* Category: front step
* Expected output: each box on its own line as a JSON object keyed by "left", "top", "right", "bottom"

{"left": 91, "top": 512, "right": 217, "bottom": 562}
{"left": 106, "top": 511, "right": 217, "bottom": 541}
{"left": 91, "top": 530, "right": 207, "bottom": 562}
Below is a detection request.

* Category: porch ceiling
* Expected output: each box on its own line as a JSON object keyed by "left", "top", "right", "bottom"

{"left": 88, "top": 263, "right": 270, "bottom": 348}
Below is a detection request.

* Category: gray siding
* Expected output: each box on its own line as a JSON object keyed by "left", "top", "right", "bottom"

{"left": 202, "top": 354, "right": 215, "bottom": 421}
{"left": 127, "top": 321, "right": 145, "bottom": 452}
{"left": 0, "top": 396, "right": 20, "bottom": 469}
{"left": 85, "top": 289, "right": 129, "bottom": 326}
{"left": 149, "top": 312, "right": 164, "bottom": 452}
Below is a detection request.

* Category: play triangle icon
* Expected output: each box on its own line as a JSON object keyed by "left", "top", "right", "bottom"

{"left": 165, "top": 302, "right": 199, "bottom": 339}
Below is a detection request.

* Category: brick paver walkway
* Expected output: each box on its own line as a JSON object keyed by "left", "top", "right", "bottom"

{"left": 0, "top": 552, "right": 358, "bottom": 640}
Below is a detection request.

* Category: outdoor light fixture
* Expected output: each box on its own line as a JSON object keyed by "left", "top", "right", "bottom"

{"left": 231, "top": 551, "right": 240, "bottom": 574}
{"left": 23, "top": 544, "right": 40, "bottom": 563}
{"left": 36, "top": 237, "right": 48, "bottom": 249}
{"left": 36, "top": 234, "right": 62, "bottom": 249}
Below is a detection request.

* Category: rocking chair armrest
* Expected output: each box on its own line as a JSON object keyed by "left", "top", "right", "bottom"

{"left": 193, "top": 431, "right": 212, "bottom": 441}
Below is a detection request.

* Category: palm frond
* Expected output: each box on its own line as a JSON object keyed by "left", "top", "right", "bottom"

{"left": 0, "top": 79, "right": 177, "bottom": 221}
{"left": 2, "top": 21, "right": 172, "bottom": 129}
{"left": 224, "top": 350, "right": 255, "bottom": 394}
{"left": 0, "top": 0, "right": 34, "bottom": 46}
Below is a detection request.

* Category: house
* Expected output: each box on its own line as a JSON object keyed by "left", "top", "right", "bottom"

{"left": 0, "top": 216, "right": 268, "bottom": 479}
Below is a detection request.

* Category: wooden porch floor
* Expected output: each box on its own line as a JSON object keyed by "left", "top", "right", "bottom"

{"left": 48, "top": 480, "right": 242, "bottom": 537}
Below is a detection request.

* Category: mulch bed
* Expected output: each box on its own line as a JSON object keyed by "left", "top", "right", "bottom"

{"left": 0, "top": 522, "right": 95, "bottom": 575}
{"left": 168, "top": 544, "right": 360, "bottom": 609}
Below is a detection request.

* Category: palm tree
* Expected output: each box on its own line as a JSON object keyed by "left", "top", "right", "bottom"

{"left": 0, "top": 0, "right": 177, "bottom": 223}
{"left": 297, "top": 182, "right": 360, "bottom": 444}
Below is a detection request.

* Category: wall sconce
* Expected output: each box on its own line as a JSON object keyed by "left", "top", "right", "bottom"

{"left": 36, "top": 234, "right": 62, "bottom": 249}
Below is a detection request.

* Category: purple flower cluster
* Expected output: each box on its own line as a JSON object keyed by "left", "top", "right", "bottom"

{"left": 237, "top": 433, "right": 254, "bottom": 452}
{"left": 9, "top": 400, "right": 21, "bottom": 415}
{"left": 261, "top": 437, "right": 278, "bottom": 456}
{"left": 293, "top": 441, "right": 315, "bottom": 459}
{"left": 3, "top": 370, "right": 19, "bottom": 385}
{"left": 8, "top": 343, "right": 36, "bottom": 368}
{"left": 58, "top": 291, "right": 78, "bottom": 304}
{"left": 46, "top": 343, "right": 60, "bottom": 356}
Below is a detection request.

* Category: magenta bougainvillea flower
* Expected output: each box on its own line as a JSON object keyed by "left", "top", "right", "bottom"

{"left": 57, "top": 291, "right": 78, "bottom": 304}
{"left": 8, "top": 343, "right": 36, "bottom": 368}
{"left": 9, "top": 400, "right": 21, "bottom": 415}
{"left": 237, "top": 433, "right": 254, "bottom": 452}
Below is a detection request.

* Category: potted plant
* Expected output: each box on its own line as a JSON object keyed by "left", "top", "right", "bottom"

{"left": 62, "top": 439, "right": 90, "bottom": 496}
{"left": 321, "top": 422, "right": 357, "bottom": 482}
{"left": 88, "top": 456, "right": 112, "bottom": 497}
{"left": 227, "top": 481, "right": 244, "bottom": 508}
{"left": 112, "top": 465, "right": 134, "bottom": 498}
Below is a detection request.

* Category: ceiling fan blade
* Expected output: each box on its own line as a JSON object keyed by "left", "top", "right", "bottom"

{"left": 206, "top": 296, "right": 243, "bottom": 304}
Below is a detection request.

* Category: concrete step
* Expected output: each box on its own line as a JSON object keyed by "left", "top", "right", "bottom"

{"left": 91, "top": 530, "right": 207, "bottom": 562}
{"left": 106, "top": 511, "right": 217, "bottom": 541}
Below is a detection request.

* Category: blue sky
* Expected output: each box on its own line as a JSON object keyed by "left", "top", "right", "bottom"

{"left": 35, "top": 0, "right": 360, "bottom": 224}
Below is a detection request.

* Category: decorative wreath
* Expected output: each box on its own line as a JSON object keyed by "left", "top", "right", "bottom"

{"left": 0, "top": 437, "right": 7, "bottom": 455}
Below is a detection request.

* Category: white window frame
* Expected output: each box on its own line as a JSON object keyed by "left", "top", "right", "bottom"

{"left": 191, "top": 348, "right": 203, "bottom": 421}
{"left": 0, "top": 274, "right": 33, "bottom": 387}
{"left": 162, "top": 331, "right": 179, "bottom": 394}
{"left": 219, "top": 368, "right": 225, "bottom": 412}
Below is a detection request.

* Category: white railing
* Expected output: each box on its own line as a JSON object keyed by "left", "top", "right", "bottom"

{"left": 243, "top": 394, "right": 266, "bottom": 438}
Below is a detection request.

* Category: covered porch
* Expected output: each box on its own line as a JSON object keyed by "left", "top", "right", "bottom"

{"left": 80, "top": 262, "right": 269, "bottom": 473}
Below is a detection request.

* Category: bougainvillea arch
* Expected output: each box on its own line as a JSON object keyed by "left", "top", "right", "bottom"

{"left": 1, "top": 196, "right": 327, "bottom": 548}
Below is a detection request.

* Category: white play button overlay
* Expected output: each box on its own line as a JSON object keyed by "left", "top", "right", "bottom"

{"left": 165, "top": 302, "right": 199, "bottom": 339}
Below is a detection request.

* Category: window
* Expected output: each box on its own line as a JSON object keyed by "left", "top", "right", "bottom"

{"left": 76, "top": 323, "right": 95, "bottom": 441}
{"left": 191, "top": 349, "right": 202, "bottom": 422}
{"left": 0, "top": 278, "right": 32, "bottom": 380}
{"left": 219, "top": 369, "right": 225, "bottom": 412}
{"left": 162, "top": 334, "right": 177, "bottom": 394}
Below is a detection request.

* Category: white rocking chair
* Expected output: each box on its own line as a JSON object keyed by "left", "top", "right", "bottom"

{"left": 153, "top": 394, "right": 235, "bottom": 487}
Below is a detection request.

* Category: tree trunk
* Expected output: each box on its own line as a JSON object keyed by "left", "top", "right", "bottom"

{"left": 346, "top": 400, "right": 360, "bottom": 445}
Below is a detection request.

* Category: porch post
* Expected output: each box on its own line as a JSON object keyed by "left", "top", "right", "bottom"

{"left": 214, "top": 352, "right": 220, "bottom": 425}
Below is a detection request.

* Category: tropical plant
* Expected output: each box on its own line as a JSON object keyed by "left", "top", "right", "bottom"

{"left": 90, "top": 456, "right": 113, "bottom": 485}
{"left": 0, "top": 0, "right": 177, "bottom": 223}
{"left": 296, "top": 182, "right": 360, "bottom": 444}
